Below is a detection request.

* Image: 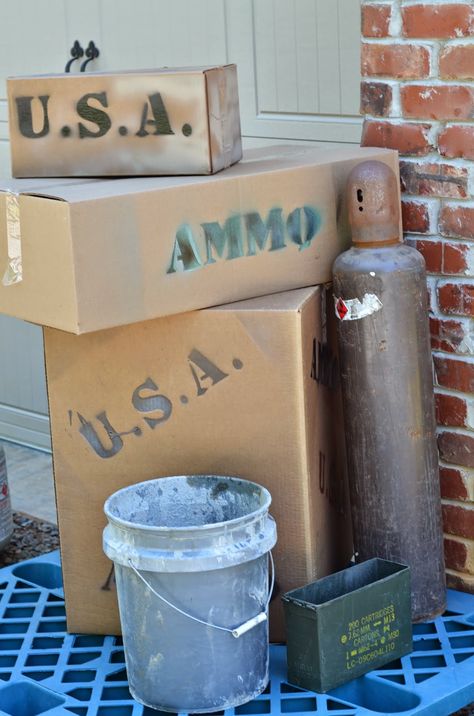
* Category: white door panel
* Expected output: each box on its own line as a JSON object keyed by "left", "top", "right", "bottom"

{"left": 228, "top": 0, "right": 361, "bottom": 143}
{"left": 97, "top": 0, "right": 226, "bottom": 71}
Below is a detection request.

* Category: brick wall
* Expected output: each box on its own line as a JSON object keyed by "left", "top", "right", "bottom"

{"left": 360, "top": 0, "right": 474, "bottom": 592}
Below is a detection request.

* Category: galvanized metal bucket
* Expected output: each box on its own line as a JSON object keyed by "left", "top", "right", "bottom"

{"left": 0, "top": 447, "right": 13, "bottom": 551}
{"left": 103, "top": 475, "right": 277, "bottom": 713}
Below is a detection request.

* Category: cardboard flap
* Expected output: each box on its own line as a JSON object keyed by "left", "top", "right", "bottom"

{"left": 7, "top": 64, "right": 236, "bottom": 81}
{"left": 0, "top": 146, "right": 397, "bottom": 203}
{"left": 213, "top": 287, "right": 317, "bottom": 313}
{"left": 227, "top": 289, "right": 317, "bottom": 362}
{"left": 0, "top": 177, "right": 98, "bottom": 202}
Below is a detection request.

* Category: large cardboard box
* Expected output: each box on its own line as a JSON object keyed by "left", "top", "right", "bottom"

{"left": 0, "top": 146, "right": 399, "bottom": 334}
{"left": 44, "top": 286, "right": 353, "bottom": 642}
{"left": 8, "top": 65, "right": 242, "bottom": 177}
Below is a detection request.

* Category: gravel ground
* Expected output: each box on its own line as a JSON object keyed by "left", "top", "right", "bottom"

{"left": 0, "top": 511, "right": 59, "bottom": 567}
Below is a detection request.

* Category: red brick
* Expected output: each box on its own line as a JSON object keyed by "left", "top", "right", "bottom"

{"left": 445, "top": 537, "right": 474, "bottom": 576}
{"left": 439, "top": 431, "right": 474, "bottom": 468}
{"left": 439, "top": 125, "right": 474, "bottom": 161}
{"left": 401, "top": 85, "right": 474, "bottom": 121}
{"left": 362, "top": 4, "right": 391, "bottom": 38}
{"left": 438, "top": 282, "right": 474, "bottom": 316}
{"left": 443, "top": 242, "right": 472, "bottom": 275}
{"left": 412, "top": 241, "right": 474, "bottom": 276}
{"left": 412, "top": 239, "right": 443, "bottom": 271}
{"left": 440, "top": 44, "right": 474, "bottom": 80}
{"left": 436, "top": 393, "right": 468, "bottom": 427}
{"left": 434, "top": 355, "right": 474, "bottom": 392}
{"left": 442, "top": 502, "right": 474, "bottom": 538}
{"left": 444, "top": 537, "right": 468, "bottom": 572}
{"left": 361, "top": 120, "right": 433, "bottom": 156}
{"left": 402, "top": 4, "right": 474, "bottom": 39}
{"left": 410, "top": 241, "right": 474, "bottom": 274}
{"left": 440, "top": 205, "right": 474, "bottom": 240}
{"left": 360, "top": 82, "right": 393, "bottom": 117}
{"left": 400, "top": 161, "right": 468, "bottom": 198}
{"left": 446, "top": 570, "right": 474, "bottom": 594}
{"left": 440, "top": 466, "right": 470, "bottom": 500}
{"left": 402, "top": 201, "right": 431, "bottom": 233}
{"left": 362, "top": 43, "right": 430, "bottom": 79}
{"left": 430, "top": 317, "right": 468, "bottom": 353}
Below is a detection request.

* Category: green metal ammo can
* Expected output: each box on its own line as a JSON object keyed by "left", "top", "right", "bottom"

{"left": 282, "top": 558, "right": 412, "bottom": 693}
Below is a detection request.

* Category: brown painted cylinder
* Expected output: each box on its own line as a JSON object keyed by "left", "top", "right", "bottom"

{"left": 332, "top": 161, "right": 446, "bottom": 621}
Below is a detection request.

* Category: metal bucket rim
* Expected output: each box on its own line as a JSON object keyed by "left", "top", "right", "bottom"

{"left": 104, "top": 474, "right": 272, "bottom": 534}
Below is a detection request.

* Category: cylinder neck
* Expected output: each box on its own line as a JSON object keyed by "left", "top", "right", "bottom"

{"left": 352, "top": 238, "right": 400, "bottom": 249}
{"left": 347, "top": 161, "right": 402, "bottom": 247}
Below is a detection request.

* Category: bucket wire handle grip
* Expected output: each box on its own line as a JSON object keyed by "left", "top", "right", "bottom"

{"left": 127, "top": 551, "right": 275, "bottom": 639}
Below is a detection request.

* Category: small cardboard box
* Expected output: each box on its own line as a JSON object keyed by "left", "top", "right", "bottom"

{"left": 0, "top": 145, "right": 399, "bottom": 334}
{"left": 8, "top": 65, "right": 242, "bottom": 177}
{"left": 282, "top": 559, "right": 412, "bottom": 692}
{"left": 44, "top": 286, "right": 353, "bottom": 642}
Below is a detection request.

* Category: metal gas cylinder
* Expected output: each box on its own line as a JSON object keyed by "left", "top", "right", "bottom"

{"left": 0, "top": 446, "right": 13, "bottom": 550}
{"left": 332, "top": 160, "right": 446, "bottom": 621}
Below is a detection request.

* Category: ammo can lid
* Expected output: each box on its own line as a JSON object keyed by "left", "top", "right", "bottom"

{"left": 347, "top": 160, "right": 402, "bottom": 246}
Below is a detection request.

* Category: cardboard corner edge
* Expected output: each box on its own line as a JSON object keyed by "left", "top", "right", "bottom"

{"left": 206, "top": 64, "right": 242, "bottom": 174}
{"left": 41, "top": 326, "right": 66, "bottom": 615}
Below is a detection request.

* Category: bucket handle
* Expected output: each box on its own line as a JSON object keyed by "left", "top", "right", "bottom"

{"left": 127, "top": 551, "right": 275, "bottom": 639}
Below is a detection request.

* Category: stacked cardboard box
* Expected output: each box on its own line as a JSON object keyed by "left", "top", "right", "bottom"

{"left": 44, "top": 285, "right": 351, "bottom": 641}
{"left": 7, "top": 66, "right": 242, "bottom": 177}
{"left": 0, "top": 144, "right": 399, "bottom": 333}
{"left": 1, "top": 66, "right": 400, "bottom": 642}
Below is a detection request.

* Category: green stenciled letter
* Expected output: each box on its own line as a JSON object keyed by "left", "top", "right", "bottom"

{"left": 77, "top": 411, "right": 140, "bottom": 459}
{"left": 16, "top": 95, "right": 50, "bottom": 138}
{"left": 287, "top": 206, "right": 321, "bottom": 250}
{"left": 131, "top": 377, "right": 172, "bottom": 429}
{"left": 136, "top": 93, "right": 174, "bottom": 137}
{"left": 77, "top": 92, "right": 111, "bottom": 138}
{"left": 167, "top": 224, "right": 203, "bottom": 274}
{"left": 202, "top": 215, "right": 244, "bottom": 264}
{"left": 188, "top": 349, "right": 229, "bottom": 397}
{"left": 244, "top": 208, "right": 286, "bottom": 255}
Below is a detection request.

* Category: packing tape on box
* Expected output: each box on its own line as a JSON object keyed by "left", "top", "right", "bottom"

{"left": 2, "top": 192, "right": 22, "bottom": 286}
{"left": 219, "top": 71, "right": 233, "bottom": 169}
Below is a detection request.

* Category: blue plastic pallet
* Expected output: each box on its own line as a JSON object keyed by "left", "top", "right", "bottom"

{"left": 0, "top": 552, "right": 474, "bottom": 716}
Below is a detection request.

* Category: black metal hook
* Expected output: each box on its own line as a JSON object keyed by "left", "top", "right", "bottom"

{"left": 80, "top": 41, "right": 100, "bottom": 72}
{"left": 65, "top": 40, "right": 84, "bottom": 73}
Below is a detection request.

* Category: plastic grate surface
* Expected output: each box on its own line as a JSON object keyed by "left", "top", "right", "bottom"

{"left": 0, "top": 552, "right": 473, "bottom": 716}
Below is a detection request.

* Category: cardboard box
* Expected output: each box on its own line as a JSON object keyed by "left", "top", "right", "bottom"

{"left": 8, "top": 65, "right": 242, "bottom": 177}
{"left": 44, "top": 286, "right": 353, "bottom": 642}
{"left": 0, "top": 145, "right": 399, "bottom": 334}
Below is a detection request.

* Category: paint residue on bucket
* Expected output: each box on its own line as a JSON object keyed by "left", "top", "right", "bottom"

{"left": 103, "top": 475, "right": 277, "bottom": 714}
